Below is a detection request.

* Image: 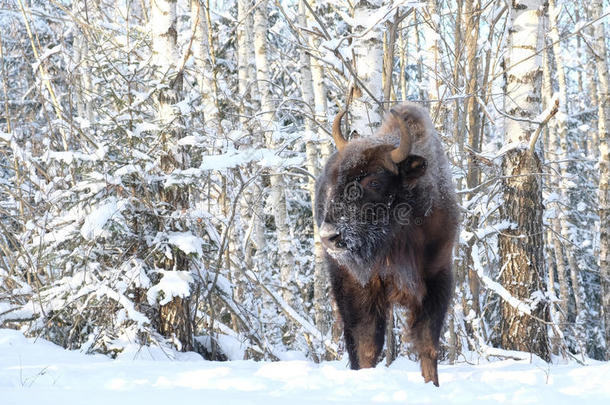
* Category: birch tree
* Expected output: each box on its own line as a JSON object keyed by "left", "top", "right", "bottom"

{"left": 253, "top": 0, "right": 296, "bottom": 306}
{"left": 544, "top": 0, "right": 585, "bottom": 350}
{"left": 542, "top": 34, "right": 571, "bottom": 355}
{"left": 191, "top": 0, "right": 219, "bottom": 130}
{"left": 350, "top": 0, "right": 384, "bottom": 136}
{"left": 591, "top": 0, "right": 610, "bottom": 359}
{"left": 463, "top": 0, "right": 482, "bottom": 320}
{"left": 422, "top": 0, "right": 440, "bottom": 108}
{"left": 302, "top": 0, "right": 333, "bottom": 338}
{"left": 237, "top": 0, "right": 253, "bottom": 128}
{"left": 449, "top": 0, "right": 484, "bottom": 359}
{"left": 498, "top": 0, "right": 550, "bottom": 361}
{"left": 71, "top": 1, "right": 93, "bottom": 125}
{"left": 236, "top": 0, "right": 266, "bottom": 272}
{"left": 296, "top": 0, "right": 331, "bottom": 339}
{"left": 151, "top": 0, "right": 193, "bottom": 351}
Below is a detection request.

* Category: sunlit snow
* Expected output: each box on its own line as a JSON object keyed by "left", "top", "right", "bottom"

{"left": 1, "top": 329, "right": 609, "bottom": 405}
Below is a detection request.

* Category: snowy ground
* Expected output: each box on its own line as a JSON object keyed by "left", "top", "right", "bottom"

{"left": 1, "top": 329, "right": 609, "bottom": 404}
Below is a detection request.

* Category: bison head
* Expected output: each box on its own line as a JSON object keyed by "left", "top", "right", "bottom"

{"left": 316, "top": 109, "right": 428, "bottom": 285}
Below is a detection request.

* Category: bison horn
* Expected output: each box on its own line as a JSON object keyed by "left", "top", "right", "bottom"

{"left": 389, "top": 109, "right": 412, "bottom": 163}
{"left": 332, "top": 109, "right": 348, "bottom": 152}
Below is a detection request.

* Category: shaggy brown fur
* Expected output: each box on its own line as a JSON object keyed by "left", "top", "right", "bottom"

{"left": 315, "top": 102, "right": 459, "bottom": 386}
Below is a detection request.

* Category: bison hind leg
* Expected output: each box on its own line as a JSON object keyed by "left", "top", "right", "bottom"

{"left": 420, "top": 346, "right": 439, "bottom": 386}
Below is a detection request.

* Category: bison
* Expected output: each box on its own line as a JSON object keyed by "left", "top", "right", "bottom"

{"left": 315, "top": 102, "right": 459, "bottom": 386}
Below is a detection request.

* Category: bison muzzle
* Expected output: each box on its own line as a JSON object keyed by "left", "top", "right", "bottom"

{"left": 315, "top": 102, "right": 459, "bottom": 386}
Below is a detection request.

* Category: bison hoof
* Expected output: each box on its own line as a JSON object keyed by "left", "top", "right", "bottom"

{"left": 420, "top": 356, "right": 439, "bottom": 387}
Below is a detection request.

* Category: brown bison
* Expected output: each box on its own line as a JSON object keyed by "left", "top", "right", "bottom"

{"left": 315, "top": 102, "right": 458, "bottom": 386}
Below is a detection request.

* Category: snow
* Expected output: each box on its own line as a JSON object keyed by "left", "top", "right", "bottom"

{"left": 80, "top": 197, "right": 126, "bottom": 240}
{"left": 0, "top": 131, "right": 12, "bottom": 142}
{"left": 167, "top": 231, "right": 204, "bottom": 256}
{"left": 1, "top": 329, "right": 609, "bottom": 405}
{"left": 162, "top": 148, "right": 304, "bottom": 187}
{"left": 146, "top": 270, "right": 193, "bottom": 306}
{"left": 94, "top": 286, "right": 149, "bottom": 327}
{"left": 471, "top": 243, "right": 532, "bottom": 316}
{"left": 132, "top": 122, "right": 158, "bottom": 138}
{"left": 46, "top": 148, "right": 107, "bottom": 164}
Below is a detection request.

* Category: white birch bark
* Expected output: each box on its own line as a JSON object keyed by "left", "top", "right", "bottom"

{"left": 306, "top": 0, "right": 332, "bottom": 159}
{"left": 422, "top": 0, "right": 440, "bottom": 107}
{"left": 253, "top": 0, "right": 296, "bottom": 306}
{"left": 236, "top": 0, "right": 266, "bottom": 269}
{"left": 237, "top": 0, "right": 253, "bottom": 128}
{"left": 297, "top": 1, "right": 330, "bottom": 337}
{"left": 499, "top": 0, "right": 550, "bottom": 361}
{"left": 151, "top": 0, "right": 180, "bottom": 131}
{"left": 591, "top": 0, "right": 610, "bottom": 359}
{"left": 350, "top": 0, "right": 383, "bottom": 136}
{"left": 399, "top": 19, "right": 408, "bottom": 101}
{"left": 191, "top": 0, "right": 219, "bottom": 131}
{"left": 585, "top": 17, "right": 600, "bottom": 157}
{"left": 542, "top": 40, "right": 569, "bottom": 339}
{"left": 150, "top": 0, "right": 192, "bottom": 351}
{"left": 548, "top": 0, "right": 583, "bottom": 323}
{"left": 71, "top": 1, "right": 93, "bottom": 124}
{"left": 303, "top": 0, "right": 332, "bottom": 337}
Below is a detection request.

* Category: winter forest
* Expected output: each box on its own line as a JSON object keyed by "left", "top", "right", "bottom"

{"left": 1, "top": 0, "right": 610, "bottom": 392}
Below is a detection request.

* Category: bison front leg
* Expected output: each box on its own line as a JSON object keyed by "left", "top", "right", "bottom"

{"left": 344, "top": 307, "right": 386, "bottom": 369}
{"left": 410, "top": 267, "right": 453, "bottom": 386}
{"left": 330, "top": 270, "right": 387, "bottom": 369}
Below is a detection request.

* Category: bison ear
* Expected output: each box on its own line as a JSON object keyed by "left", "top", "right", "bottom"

{"left": 399, "top": 155, "right": 427, "bottom": 183}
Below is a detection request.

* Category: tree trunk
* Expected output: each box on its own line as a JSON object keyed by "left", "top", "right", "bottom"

{"left": 72, "top": 1, "right": 93, "bottom": 125}
{"left": 584, "top": 4, "right": 600, "bottom": 158}
{"left": 398, "top": 16, "right": 409, "bottom": 101}
{"left": 422, "top": 0, "right": 441, "bottom": 118}
{"left": 237, "top": 0, "right": 254, "bottom": 129}
{"left": 498, "top": 0, "right": 550, "bottom": 361}
{"left": 253, "top": 0, "right": 296, "bottom": 306}
{"left": 541, "top": 22, "right": 569, "bottom": 343}
{"left": 151, "top": 0, "right": 192, "bottom": 351}
{"left": 383, "top": 10, "right": 400, "bottom": 105}
{"left": 305, "top": 0, "right": 333, "bottom": 340}
{"left": 191, "top": 0, "right": 219, "bottom": 131}
{"left": 464, "top": 0, "right": 481, "bottom": 318}
{"left": 548, "top": 0, "right": 583, "bottom": 322}
{"left": 350, "top": 0, "right": 383, "bottom": 136}
{"left": 236, "top": 0, "right": 266, "bottom": 272}
{"left": 591, "top": 0, "right": 610, "bottom": 360}
{"left": 413, "top": 11, "right": 425, "bottom": 102}
{"left": 297, "top": 0, "right": 331, "bottom": 341}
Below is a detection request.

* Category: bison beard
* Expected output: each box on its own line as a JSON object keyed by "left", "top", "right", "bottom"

{"left": 315, "top": 103, "right": 459, "bottom": 386}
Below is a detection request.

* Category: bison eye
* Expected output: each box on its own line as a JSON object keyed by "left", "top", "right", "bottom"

{"left": 361, "top": 176, "right": 383, "bottom": 191}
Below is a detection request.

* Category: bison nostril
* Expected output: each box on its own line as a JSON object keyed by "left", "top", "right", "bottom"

{"left": 329, "top": 233, "right": 345, "bottom": 248}
{"left": 319, "top": 222, "right": 345, "bottom": 249}
{"left": 324, "top": 233, "right": 343, "bottom": 246}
